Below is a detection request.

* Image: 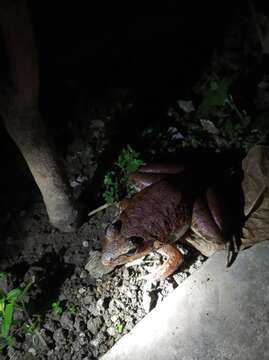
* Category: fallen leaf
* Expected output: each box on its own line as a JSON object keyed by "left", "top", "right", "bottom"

{"left": 241, "top": 145, "right": 269, "bottom": 247}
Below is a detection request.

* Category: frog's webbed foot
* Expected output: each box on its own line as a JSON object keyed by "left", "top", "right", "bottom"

{"left": 140, "top": 243, "right": 184, "bottom": 282}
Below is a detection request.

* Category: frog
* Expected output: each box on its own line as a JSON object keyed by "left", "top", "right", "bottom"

{"left": 101, "top": 162, "right": 230, "bottom": 280}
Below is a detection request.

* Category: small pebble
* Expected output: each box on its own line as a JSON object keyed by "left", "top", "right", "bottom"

{"left": 111, "top": 315, "right": 118, "bottom": 323}
{"left": 80, "top": 270, "right": 88, "bottom": 279}
{"left": 28, "top": 348, "right": 37, "bottom": 356}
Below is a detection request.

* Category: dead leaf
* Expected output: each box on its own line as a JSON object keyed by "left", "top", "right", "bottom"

{"left": 241, "top": 145, "right": 269, "bottom": 247}
{"left": 242, "top": 145, "right": 269, "bottom": 216}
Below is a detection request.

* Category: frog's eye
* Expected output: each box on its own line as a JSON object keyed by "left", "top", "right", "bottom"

{"left": 125, "top": 236, "right": 144, "bottom": 256}
{"left": 129, "top": 236, "right": 144, "bottom": 247}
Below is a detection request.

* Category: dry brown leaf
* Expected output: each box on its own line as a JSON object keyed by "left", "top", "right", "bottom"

{"left": 241, "top": 145, "right": 269, "bottom": 247}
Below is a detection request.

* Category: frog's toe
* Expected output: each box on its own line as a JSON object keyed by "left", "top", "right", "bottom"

{"left": 139, "top": 244, "right": 184, "bottom": 282}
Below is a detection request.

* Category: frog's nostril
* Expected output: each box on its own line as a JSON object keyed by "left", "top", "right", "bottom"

{"left": 129, "top": 236, "right": 144, "bottom": 247}
{"left": 125, "top": 236, "right": 145, "bottom": 257}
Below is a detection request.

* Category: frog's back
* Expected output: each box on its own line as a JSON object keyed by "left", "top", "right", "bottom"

{"left": 120, "top": 179, "right": 192, "bottom": 243}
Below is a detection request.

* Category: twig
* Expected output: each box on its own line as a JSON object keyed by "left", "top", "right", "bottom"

{"left": 226, "top": 95, "right": 244, "bottom": 122}
{"left": 88, "top": 203, "right": 115, "bottom": 217}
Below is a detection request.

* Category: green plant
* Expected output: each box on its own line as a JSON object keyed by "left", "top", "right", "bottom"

{"left": 68, "top": 304, "right": 77, "bottom": 315}
{"left": 165, "top": 73, "right": 266, "bottom": 152}
{"left": 103, "top": 145, "right": 144, "bottom": 204}
{"left": 197, "top": 76, "right": 233, "bottom": 116}
{"left": 116, "top": 322, "right": 124, "bottom": 334}
{"left": 0, "top": 273, "right": 6, "bottom": 280}
{"left": 52, "top": 302, "right": 63, "bottom": 316}
{"left": 0, "top": 279, "right": 33, "bottom": 349}
{"left": 0, "top": 277, "right": 48, "bottom": 353}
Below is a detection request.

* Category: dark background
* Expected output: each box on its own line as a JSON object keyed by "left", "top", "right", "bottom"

{"left": 0, "top": 0, "right": 264, "bottom": 215}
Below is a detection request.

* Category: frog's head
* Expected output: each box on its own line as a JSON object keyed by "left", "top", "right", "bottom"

{"left": 101, "top": 220, "right": 151, "bottom": 267}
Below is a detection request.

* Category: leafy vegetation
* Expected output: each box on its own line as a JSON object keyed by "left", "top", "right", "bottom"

{"left": 52, "top": 302, "right": 63, "bottom": 316}
{"left": 0, "top": 274, "right": 34, "bottom": 350}
{"left": 116, "top": 322, "right": 124, "bottom": 334}
{"left": 103, "top": 145, "right": 144, "bottom": 204}
{"left": 142, "top": 73, "right": 267, "bottom": 155}
{"left": 68, "top": 304, "right": 77, "bottom": 315}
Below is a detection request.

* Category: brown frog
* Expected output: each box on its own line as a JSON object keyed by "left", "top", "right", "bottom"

{"left": 101, "top": 163, "right": 230, "bottom": 280}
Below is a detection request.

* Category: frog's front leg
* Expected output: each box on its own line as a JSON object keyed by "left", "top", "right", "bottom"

{"left": 143, "top": 242, "right": 184, "bottom": 281}
{"left": 129, "top": 163, "right": 185, "bottom": 190}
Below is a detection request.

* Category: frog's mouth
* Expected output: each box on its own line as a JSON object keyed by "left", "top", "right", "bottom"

{"left": 102, "top": 236, "right": 150, "bottom": 267}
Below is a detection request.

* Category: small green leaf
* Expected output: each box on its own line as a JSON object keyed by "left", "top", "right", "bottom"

{"left": 52, "top": 302, "right": 63, "bottom": 316}
{"left": 6, "top": 336, "right": 13, "bottom": 346}
{"left": 0, "top": 273, "right": 6, "bottom": 280}
{"left": 7, "top": 288, "right": 22, "bottom": 304}
{"left": 0, "top": 299, "right": 5, "bottom": 314}
{"left": 1, "top": 303, "right": 14, "bottom": 338}
{"left": 0, "top": 289, "right": 6, "bottom": 300}
{"left": 198, "top": 77, "right": 233, "bottom": 116}
{"left": 116, "top": 323, "right": 124, "bottom": 334}
{"left": 23, "top": 322, "right": 35, "bottom": 335}
{"left": 68, "top": 305, "right": 77, "bottom": 315}
{"left": 210, "top": 80, "right": 219, "bottom": 90}
{"left": 18, "top": 281, "right": 33, "bottom": 301}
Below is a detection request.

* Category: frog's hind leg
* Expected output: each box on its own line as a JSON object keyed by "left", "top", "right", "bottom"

{"left": 129, "top": 163, "right": 186, "bottom": 190}
{"left": 138, "top": 163, "right": 185, "bottom": 175}
{"left": 128, "top": 172, "right": 166, "bottom": 190}
{"left": 140, "top": 243, "right": 184, "bottom": 281}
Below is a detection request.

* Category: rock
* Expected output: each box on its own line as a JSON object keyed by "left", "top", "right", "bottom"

{"left": 80, "top": 270, "right": 88, "bottom": 279}
{"left": 173, "top": 272, "right": 188, "bottom": 285}
{"left": 78, "top": 287, "right": 86, "bottom": 295}
{"left": 90, "top": 333, "right": 106, "bottom": 348}
{"left": 142, "top": 290, "right": 157, "bottom": 313}
{"left": 60, "top": 312, "right": 74, "bottom": 331}
{"left": 87, "top": 316, "right": 103, "bottom": 335}
{"left": 43, "top": 319, "right": 57, "bottom": 333}
{"left": 111, "top": 315, "right": 119, "bottom": 323}
{"left": 82, "top": 241, "right": 89, "bottom": 248}
{"left": 53, "top": 328, "right": 68, "bottom": 346}
{"left": 78, "top": 332, "right": 87, "bottom": 346}
{"left": 28, "top": 348, "right": 36, "bottom": 356}
{"left": 82, "top": 292, "right": 96, "bottom": 305}
{"left": 74, "top": 318, "right": 87, "bottom": 332}
{"left": 103, "top": 313, "right": 112, "bottom": 328}
{"left": 107, "top": 326, "right": 116, "bottom": 336}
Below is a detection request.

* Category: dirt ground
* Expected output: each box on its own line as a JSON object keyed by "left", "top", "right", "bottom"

{"left": 0, "top": 173, "right": 206, "bottom": 360}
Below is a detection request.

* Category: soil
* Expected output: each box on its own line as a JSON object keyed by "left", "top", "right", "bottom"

{"left": 0, "top": 182, "right": 205, "bottom": 360}
{"left": 0, "top": 103, "right": 210, "bottom": 360}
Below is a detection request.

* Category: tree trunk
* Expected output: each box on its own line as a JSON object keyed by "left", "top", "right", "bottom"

{"left": 0, "top": 0, "right": 79, "bottom": 232}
